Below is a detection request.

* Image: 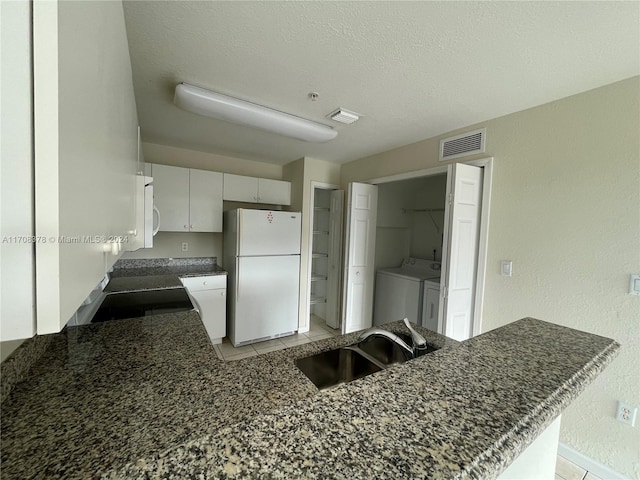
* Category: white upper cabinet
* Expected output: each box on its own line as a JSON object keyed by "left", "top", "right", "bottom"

{"left": 223, "top": 173, "right": 291, "bottom": 205}
{"left": 33, "top": 0, "right": 139, "bottom": 334}
{"left": 151, "top": 164, "right": 223, "bottom": 232}
{"left": 223, "top": 174, "right": 259, "bottom": 202}
{"left": 152, "top": 164, "right": 190, "bottom": 231}
{"left": 258, "top": 178, "right": 291, "bottom": 205}
{"left": 190, "top": 169, "right": 223, "bottom": 232}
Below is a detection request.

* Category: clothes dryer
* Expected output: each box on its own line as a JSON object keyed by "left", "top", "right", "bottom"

{"left": 373, "top": 257, "right": 441, "bottom": 326}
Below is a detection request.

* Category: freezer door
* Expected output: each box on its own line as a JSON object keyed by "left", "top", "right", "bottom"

{"left": 238, "top": 209, "right": 301, "bottom": 256}
{"left": 232, "top": 255, "right": 300, "bottom": 345}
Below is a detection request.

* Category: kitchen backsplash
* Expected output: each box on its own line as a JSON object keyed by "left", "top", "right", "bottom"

{"left": 121, "top": 232, "right": 222, "bottom": 260}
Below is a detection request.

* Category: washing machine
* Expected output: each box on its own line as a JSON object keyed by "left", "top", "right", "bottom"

{"left": 373, "top": 257, "right": 441, "bottom": 326}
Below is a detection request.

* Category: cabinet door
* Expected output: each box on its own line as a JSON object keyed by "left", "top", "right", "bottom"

{"left": 223, "top": 173, "right": 258, "bottom": 202}
{"left": 258, "top": 178, "right": 291, "bottom": 205}
{"left": 190, "top": 288, "right": 226, "bottom": 343}
{"left": 189, "top": 169, "right": 223, "bottom": 232}
{"left": 152, "top": 164, "right": 190, "bottom": 231}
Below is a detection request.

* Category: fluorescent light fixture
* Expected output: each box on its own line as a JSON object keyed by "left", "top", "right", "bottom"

{"left": 174, "top": 83, "right": 337, "bottom": 142}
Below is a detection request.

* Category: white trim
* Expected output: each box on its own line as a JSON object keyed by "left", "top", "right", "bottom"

{"left": 468, "top": 157, "right": 493, "bottom": 336}
{"left": 557, "top": 443, "right": 627, "bottom": 480}
{"left": 368, "top": 165, "right": 448, "bottom": 185}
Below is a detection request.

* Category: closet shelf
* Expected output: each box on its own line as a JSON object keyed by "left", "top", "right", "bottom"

{"left": 310, "top": 296, "right": 326, "bottom": 305}
{"left": 314, "top": 207, "right": 330, "bottom": 211}
{"left": 313, "top": 230, "right": 329, "bottom": 235}
{"left": 311, "top": 275, "right": 327, "bottom": 282}
{"left": 402, "top": 208, "right": 445, "bottom": 213}
{"left": 312, "top": 253, "right": 328, "bottom": 258}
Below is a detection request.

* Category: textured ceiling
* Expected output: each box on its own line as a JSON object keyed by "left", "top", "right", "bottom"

{"left": 122, "top": 1, "right": 639, "bottom": 166}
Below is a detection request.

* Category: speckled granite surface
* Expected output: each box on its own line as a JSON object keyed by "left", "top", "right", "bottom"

{"left": 1, "top": 316, "right": 617, "bottom": 480}
{"left": 105, "top": 257, "right": 226, "bottom": 293}
{"left": 105, "top": 319, "right": 618, "bottom": 480}
{"left": 0, "top": 334, "right": 53, "bottom": 403}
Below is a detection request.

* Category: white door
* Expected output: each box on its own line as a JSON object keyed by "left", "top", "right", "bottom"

{"left": 189, "top": 169, "right": 223, "bottom": 232}
{"left": 440, "top": 163, "right": 483, "bottom": 341}
{"left": 238, "top": 210, "right": 301, "bottom": 256}
{"left": 325, "top": 189, "right": 344, "bottom": 329}
{"left": 341, "top": 183, "right": 378, "bottom": 334}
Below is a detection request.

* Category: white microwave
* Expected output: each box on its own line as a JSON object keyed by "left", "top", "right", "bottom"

{"left": 135, "top": 175, "right": 159, "bottom": 249}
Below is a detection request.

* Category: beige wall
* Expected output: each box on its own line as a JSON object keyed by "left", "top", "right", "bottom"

{"left": 283, "top": 157, "right": 341, "bottom": 332}
{"left": 122, "top": 232, "right": 222, "bottom": 261}
{"left": 340, "top": 77, "right": 640, "bottom": 477}
{"left": 142, "top": 142, "right": 283, "bottom": 179}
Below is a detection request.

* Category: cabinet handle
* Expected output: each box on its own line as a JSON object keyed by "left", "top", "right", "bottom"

{"left": 190, "top": 225, "right": 194, "bottom": 228}
{"left": 184, "top": 225, "right": 188, "bottom": 229}
{"left": 220, "top": 291, "right": 225, "bottom": 296}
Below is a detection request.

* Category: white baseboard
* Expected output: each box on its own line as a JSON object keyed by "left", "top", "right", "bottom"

{"left": 557, "top": 443, "right": 627, "bottom": 480}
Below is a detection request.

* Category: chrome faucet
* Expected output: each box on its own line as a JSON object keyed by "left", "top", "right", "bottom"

{"left": 402, "top": 318, "right": 428, "bottom": 349}
{"left": 358, "top": 318, "right": 428, "bottom": 356}
{"left": 358, "top": 328, "right": 414, "bottom": 355}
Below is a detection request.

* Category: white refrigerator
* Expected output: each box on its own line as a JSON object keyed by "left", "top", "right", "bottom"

{"left": 224, "top": 209, "right": 301, "bottom": 347}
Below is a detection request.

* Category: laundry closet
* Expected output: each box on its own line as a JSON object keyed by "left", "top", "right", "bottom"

{"left": 372, "top": 174, "right": 447, "bottom": 331}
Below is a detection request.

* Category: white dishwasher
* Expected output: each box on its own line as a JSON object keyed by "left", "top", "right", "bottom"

{"left": 181, "top": 274, "right": 227, "bottom": 344}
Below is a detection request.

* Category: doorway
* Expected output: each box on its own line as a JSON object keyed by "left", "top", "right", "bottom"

{"left": 309, "top": 184, "right": 344, "bottom": 331}
{"left": 341, "top": 158, "right": 493, "bottom": 340}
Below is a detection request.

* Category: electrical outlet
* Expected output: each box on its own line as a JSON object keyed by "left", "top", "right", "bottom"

{"left": 616, "top": 401, "right": 637, "bottom": 427}
{"left": 181, "top": 242, "right": 188, "bottom": 252}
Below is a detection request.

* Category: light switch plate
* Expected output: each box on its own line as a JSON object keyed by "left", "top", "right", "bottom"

{"left": 630, "top": 274, "right": 640, "bottom": 295}
{"left": 501, "top": 260, "right": 513, "bottom": 277}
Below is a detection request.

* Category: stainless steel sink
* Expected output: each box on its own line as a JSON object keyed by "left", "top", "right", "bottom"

{"left": 296, "top": 330, "right": 440, "bottom": 390}
{"left": 356, "top": 332, "right": 413, "bottom": 366}
{"left": 295, "top": 347, "right": 383, "bottom": 390}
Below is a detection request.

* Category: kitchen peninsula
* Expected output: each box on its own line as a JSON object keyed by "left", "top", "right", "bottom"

{"left": 0, "top": 313, "right": 618, "bottom": 479}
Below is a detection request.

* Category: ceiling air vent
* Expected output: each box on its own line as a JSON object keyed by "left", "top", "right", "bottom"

{"left": 439, "top": 128, "right": 486, "bottom": 161}
{"left": 328, "top": 108, "right": 360, "bottom": 124}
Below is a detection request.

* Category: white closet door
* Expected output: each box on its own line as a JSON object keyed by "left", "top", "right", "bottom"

{"left": 325, "top": 189, "right": 344, "bottom": 329}
{"left": 342, "top": 183, "right": 378, "bottom": 334}
{"left": 440, "top": 163, "right": 483, "bottom": 341}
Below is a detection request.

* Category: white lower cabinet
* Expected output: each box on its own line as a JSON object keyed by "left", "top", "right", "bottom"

{"left": 181, "top": 275, "right": 227, "bottom": 344}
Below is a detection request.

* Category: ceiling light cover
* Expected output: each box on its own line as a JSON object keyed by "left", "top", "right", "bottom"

{"left": 174, "top": 83, "right": 337, "bottom": 142}
{"left": 328, "top": 108, "right": 360, "bottom": 124}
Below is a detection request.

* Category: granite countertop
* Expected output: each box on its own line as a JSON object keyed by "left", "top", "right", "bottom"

{"left": 1, "top": 312, "right": 618, "bottom": 480}
{"left": 105, "top": 257, "right": 227, "bottom": 293}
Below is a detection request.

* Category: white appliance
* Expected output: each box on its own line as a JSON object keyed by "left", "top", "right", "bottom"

{"left": 224, "top": 209, "right": 301, "bottom": 346}
{"left": 134, "top": 176, "right": 159, "bottom": 249}
{"left": 373, "top": 257, "right": 441, "bottom": 327}
{"left": 421, "top": 280, "right": 441, "bottom": 332}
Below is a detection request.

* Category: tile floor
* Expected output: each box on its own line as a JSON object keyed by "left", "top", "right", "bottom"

{"left": 215, "top": 318, "right": 603, "bottom": 480}
{"left": 213, "top": 315, "right": 340, "bottom": 361}
{"left": 555, "top": 455, "right": 603, "bottom": 480}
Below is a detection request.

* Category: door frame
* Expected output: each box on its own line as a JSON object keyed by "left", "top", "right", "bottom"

{"left": 365, "top": 157, "right": 493, "bottom": 336}
{"left": 308, "top": 181, "right": 342, "bottom": 328}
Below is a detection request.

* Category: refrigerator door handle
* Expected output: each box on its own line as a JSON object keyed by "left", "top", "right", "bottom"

{"left": 236, "top": 258, "right": 240, "bottom": 300}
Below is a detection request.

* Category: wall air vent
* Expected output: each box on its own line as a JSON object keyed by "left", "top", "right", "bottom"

{"left": 439, "top": 128, "right": 486, "bottom": 161}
